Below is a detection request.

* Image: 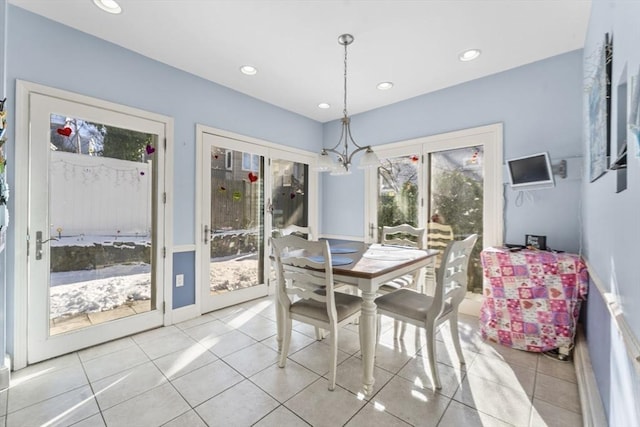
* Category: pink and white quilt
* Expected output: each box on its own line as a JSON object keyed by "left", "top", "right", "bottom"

{"left": 479, "top": 247, "right": 589, "bottom": 352}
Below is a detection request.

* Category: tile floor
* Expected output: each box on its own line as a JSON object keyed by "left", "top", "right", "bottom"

{"left": 0, "top": 296, "right": 582, "bottom": 426}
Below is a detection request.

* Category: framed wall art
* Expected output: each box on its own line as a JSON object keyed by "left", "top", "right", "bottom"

{"left": 629, "top": 64, "right": 640, "bottom": 156}
{"left": 588, "top": 33, "right": 613, "bottom": 182}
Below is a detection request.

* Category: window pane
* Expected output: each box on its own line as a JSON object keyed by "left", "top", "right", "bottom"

{"left": 377, "top": 155, "right": 420, "bottom": 239}
{"left": 49, "top": 114, "right": 156, "bottom": 334}
{"left": 429, "top": 146, "right": 483, "bottom": 293}
{"left": 208, "top": 146, "right": 265, "bottom": 294}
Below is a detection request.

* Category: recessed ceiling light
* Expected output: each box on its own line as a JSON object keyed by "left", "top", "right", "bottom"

{"left": 93, "top": 0, "right": 122, "bottom": 14}
{"left": 240, "top": 65, "right": 257, "bottom": 76}
{"left": 318, "top": 103, "right": 330, "bottom": 109}
{"left": 459, "top": 49, "right": 481, "bottom": 62}
{"left": 377, "top": 82, "right": 394, "bottom": 90}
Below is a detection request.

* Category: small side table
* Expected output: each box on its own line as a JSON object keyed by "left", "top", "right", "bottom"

{"left": 479, "top": 247, "right": 589, "bottom": 353}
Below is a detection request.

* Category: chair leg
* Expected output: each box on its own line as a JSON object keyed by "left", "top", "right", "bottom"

{"left": 393, "top": 320, "right": 407, "bottom": 340}
{"left": 279, "top": 318, "right": 292, "bottom": 368}
{"left": 315, "top": 327, "right": 325, "bottom": 340}
{"left": 328, "top": 324, "right": 339, "bottom": 391}
{"left": 400, "top": 321, "right": 407, "bottom": 339}
{"left": 393, "top": 320, "right": 400, "bottom": 339}
{"left": 424, "top": 321, "right": 441, "bottom": 390}
{"left": 449, "top": 313, "right": 466, "bottom": 365}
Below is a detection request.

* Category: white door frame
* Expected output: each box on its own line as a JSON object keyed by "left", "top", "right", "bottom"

{"left": 364, "top": 123, "right": 504, "bottom": 249}
{"left": 14, "top": 80, "right": 174, "bottom": 369}
{"left": 195, "top": 124, "right": 318, "bottom": 314}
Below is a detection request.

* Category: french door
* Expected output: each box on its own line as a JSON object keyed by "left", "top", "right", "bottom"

{"left": 198, "top": 128, "right": 315, "bottom": 313}
{"left": 20, "top": 84, "right": 170, "bottom": 364}
{"left": 365, "top": 124, "right": 503, "bottom": 294}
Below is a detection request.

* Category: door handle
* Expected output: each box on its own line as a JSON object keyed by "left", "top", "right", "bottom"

{"left": 204, "top": 224, "right": 210, "bottom": 245}
{"left": 35, "top": 231, "right": 58, "bottom": 260}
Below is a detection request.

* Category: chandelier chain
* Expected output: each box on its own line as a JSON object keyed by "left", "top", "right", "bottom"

{"left": 343, "top": 40, "right": 348, "bottom": 118}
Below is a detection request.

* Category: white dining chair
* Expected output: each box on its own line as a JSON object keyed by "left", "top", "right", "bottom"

{"left": 278, "top": 224, "right": 314, "bottom": 241}
{"left": 378, "top": 224, "right": 426, "bottom": 293}
{"left": 425, "top": 221, "right": 454, "bottom": 294}
{"left": 271, "top": 235, "right": 362, "bottom": 390}
{"left": 374, "top": 234, "right": 478, "bottom": 390}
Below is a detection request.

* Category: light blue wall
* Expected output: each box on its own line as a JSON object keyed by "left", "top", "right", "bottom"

{"left": 582, "top": 1, "right": 640, "bottom": 424}
{"left": 172, "top": 252, "right": 195, "bottom": 309}
{"left": 4, "top": 5, "right": 322, "bottom": 354}
{"left": 322, "top": 50, "right": 584, "bottom": 253}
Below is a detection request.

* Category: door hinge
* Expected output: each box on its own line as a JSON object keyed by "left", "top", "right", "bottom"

{"left": 162, "top": 247, "right": 166, "bottom": 258}
{"left": 26, "top": 232, "right": 30, "bottom": 257}
{"left": 162, "top": 301, "right": 166, "bottom": 314}
{"left": 421, "top": 154, "right": 425, "bottom": 164}
{"left": 163, "top": 192, "right": 167, "bottom": 203}
{"left": 164, "top": 137, "right": 167, "bottom": 150}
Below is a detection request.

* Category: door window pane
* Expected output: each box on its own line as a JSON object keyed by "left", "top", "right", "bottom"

{"left": 429, "top": 146, "right": 483, "bottom": 293}
{"left": 49, "top": 114, "right": 156, "bottom": 334}
{"left": 377, "top": 155, "right": 420, "bottom": 238}
{"left": 209, "top": 146, "right": 265, "bottom": 294}
{"left": 271, "top": 159, "right": 309, "bottom": 234}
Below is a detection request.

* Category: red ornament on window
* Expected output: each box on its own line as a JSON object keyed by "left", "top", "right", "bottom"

{"left": 57, "top": 127, "right": 72, "bottom": 137}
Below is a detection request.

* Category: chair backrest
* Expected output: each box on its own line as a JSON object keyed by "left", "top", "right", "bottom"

{"left": 432, "top": 234, "right": 478, "bottom": 318}
{"left": 381, "top": 224, "right": 425, "bottom": 248}
{"left": 271, "top": 235, "right": 339, "bottom": 323}
{"left": 276, "top": 224, "right": 314, "bottom": 241}
{"left": 427, "top": 222, "right": 454, "bottom": 268}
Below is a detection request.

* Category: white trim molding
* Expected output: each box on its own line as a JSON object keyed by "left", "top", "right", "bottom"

{"left": 575, "top": 325, "right": 608, "bottom": 427}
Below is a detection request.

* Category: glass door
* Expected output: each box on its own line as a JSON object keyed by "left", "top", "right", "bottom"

{"left": 368, "top": 125, "right": 503, "bottom": 295}
{"left": 199, "top": 130, "right": 316, "bottom": 312}
{"left": 27, "top": 93, "right": 167, "bottom": 364}
{"left": 200, "top": 134, "right": 268, "bottom": 312}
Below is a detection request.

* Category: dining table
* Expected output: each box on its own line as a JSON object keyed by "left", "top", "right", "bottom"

{"left": 274, "top": 241, "right": 438, "bottom": 395}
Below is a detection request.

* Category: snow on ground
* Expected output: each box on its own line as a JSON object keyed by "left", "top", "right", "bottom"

{"left": 49, "top": 255, "right": 258, "bottom": 319}
{"left": 49, "top": 233, "right": 260, "bottom": 320}
{"left": 50, "top": 265, "right": 151, "bottom": 319}
{"left": 50, "top": 234, "right": 150, "bottom": 248}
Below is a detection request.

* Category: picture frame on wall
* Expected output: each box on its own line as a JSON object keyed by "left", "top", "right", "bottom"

{"left": 588, "top": 33, "right": 613, "bottom": 182}
{"left": 629, "top": 64, "right": 640, "bottom": 156}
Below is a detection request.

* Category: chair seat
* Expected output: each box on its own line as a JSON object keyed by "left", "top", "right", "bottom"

{"left": 291, "top": 292, "right": 362, "bottom": 323}
{"left": 375, "top": 289, "right": 452, "bottom": 323}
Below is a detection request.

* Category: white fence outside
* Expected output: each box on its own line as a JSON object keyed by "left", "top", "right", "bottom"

{"left": 49, "top": 151, "right": 152, "bottom": 237}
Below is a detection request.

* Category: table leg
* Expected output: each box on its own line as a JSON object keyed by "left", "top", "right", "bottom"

{"left": 360, "top": 289, "right": 377, "bottom": 395}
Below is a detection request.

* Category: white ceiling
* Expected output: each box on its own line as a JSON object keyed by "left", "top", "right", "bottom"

{"left": 10, "top": 0, "right": 591, "bottom": 123}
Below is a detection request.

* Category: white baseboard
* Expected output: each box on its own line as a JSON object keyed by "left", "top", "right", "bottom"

{"left": 459, "top": 292, "right": 482, "bottom": 317}
{"left": 574, "top": 325, "right": 608, "bottom": 427}
{"left": 0, "top": 354, "right": 11, "bottom": 390}
{"left": 169, "top": 304, "right": 201, "bottom": 325}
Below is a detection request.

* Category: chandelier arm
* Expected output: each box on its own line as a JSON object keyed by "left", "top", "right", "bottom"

{"left": 345, "top": 145, "right": 371, "bottom": 166}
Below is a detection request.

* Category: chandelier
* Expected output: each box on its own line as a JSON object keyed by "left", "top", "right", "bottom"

{"left": 317, "top": 34, "right": 379, "bottom": 175}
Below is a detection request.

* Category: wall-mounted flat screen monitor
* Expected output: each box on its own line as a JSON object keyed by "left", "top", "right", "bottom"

{"left": 507, "top": 152, "right": 555, "bottom": 189}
